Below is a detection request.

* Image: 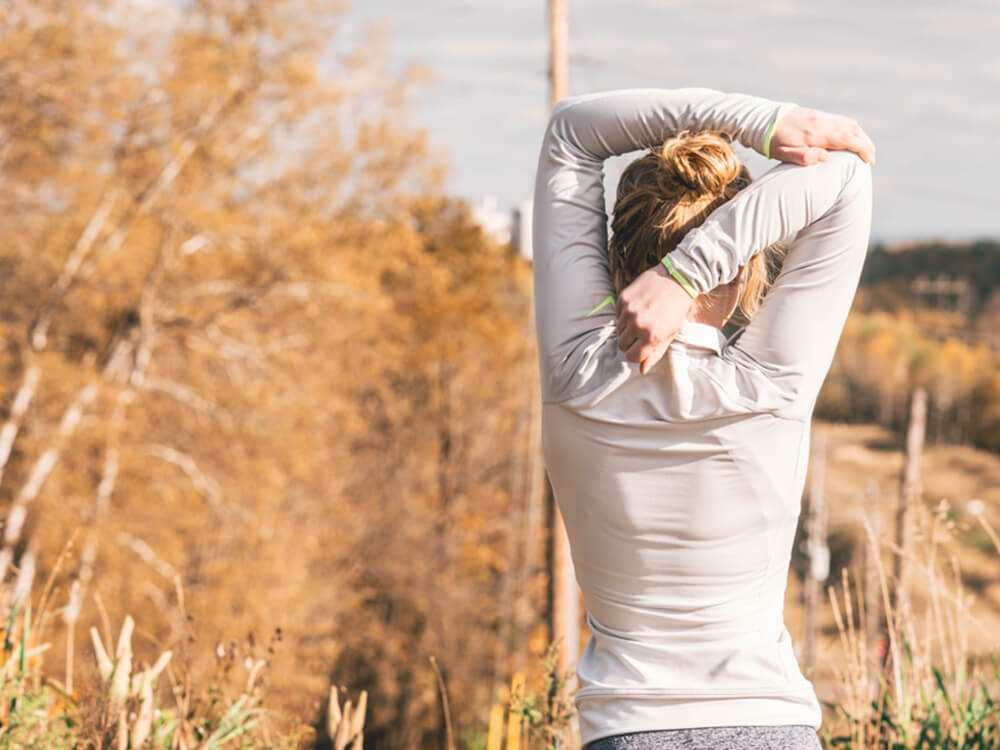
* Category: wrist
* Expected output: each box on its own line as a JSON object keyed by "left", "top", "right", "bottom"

{"left": 763, "top": 102, "right": 797, "bottom": 159}
{"left": 660, "top": 256, "right": 699, "bottom": 300}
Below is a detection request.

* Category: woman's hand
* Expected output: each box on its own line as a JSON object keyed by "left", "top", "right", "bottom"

{"left": 769, "top": 106, "right": 876, "bottom": 166}
{"left": 616, "top": 263, "right": 694, "bottom": 374}
{"left": 616, "top": 106, "right": 875, "bottom": 373}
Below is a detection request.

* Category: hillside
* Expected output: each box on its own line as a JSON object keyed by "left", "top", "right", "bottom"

{"left": 785, "top": 420, "right": 1000, "bottom": 730}
{"left": 855, "top": 241, "right": 1000, "bottom": 343}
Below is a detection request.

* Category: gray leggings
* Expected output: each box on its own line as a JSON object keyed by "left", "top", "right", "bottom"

{"left": 585, "top": 725, "right": 822, "bottom": 750}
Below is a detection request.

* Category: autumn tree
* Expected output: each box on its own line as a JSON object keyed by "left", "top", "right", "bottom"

{"left": 0, "top": 1, "right": 545, "bottom": 746}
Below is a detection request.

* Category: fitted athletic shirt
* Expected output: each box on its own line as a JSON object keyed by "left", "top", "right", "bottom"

{"left": 531, "top": 89, "right": 872, "bottom": 745}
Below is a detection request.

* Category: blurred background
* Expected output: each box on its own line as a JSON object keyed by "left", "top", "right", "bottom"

{"left": 0, "top": 1, "right": 998, "bottom": 748}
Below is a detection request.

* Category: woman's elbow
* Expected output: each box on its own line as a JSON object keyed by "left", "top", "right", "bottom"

{"left": 830, "top": 150, "right": 873, "bottom": 194}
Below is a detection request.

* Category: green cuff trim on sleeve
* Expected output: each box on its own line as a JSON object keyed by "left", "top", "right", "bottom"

{"left": 661, "top": 256, "right": 699, "bottom": 299}
{"left": 586, "top": 294, "right": 616, "bottom": 317}
{"left": 763, "top": 102, "right": 796, "bottom": 160}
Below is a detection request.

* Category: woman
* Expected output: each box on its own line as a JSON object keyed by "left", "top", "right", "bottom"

{"left": 531, "top": 88, "right": 874, "bottom": 749}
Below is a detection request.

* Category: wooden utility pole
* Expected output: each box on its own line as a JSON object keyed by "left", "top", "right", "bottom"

{"left": 546, "top": 0, "right": 578, "bottom": 680}
{"left": 549, "top": 0, "right": 568, "bottom": 110}
{"left": 893, "top": 388, "right": 927, "bottom": 627}
{"left": 802, "top": 431, "right": 829, "bottom": 671}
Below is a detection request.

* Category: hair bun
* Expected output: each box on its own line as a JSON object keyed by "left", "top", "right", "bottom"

{"left": 657, "top": 131, "right": 743, "bottom": 198}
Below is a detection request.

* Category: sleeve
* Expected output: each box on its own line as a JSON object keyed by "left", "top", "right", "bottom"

{"left": 531, "top": 88, "right": 789, "bottom": 403}
{"left": 669, "top": 151, "right": 873, "bottom": 416}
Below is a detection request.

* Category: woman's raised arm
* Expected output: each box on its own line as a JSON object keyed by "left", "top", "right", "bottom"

{"left": 532, "top": 88, "right": 788, "bottom": 403}
{"left": 690, "top": 153, "right": 873, "bottom": 418}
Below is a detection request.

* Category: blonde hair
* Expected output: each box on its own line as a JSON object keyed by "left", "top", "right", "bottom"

{"left": 608, "top": 131, "right": 778, "bottom": 321}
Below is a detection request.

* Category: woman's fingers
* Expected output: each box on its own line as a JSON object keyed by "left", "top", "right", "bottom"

{"left": 802, "top": 146, "right": 830, "bottom": 165}
{"left": 847, "top": 127, "right": 877, "bottom": 165}
{"left": 771, "top": 107, "right": 876, "bottom": 165}
{"left": 616, "top": 305, "right": 638, "bottom": 353}
{"left": 624, "top": 337, "right": 652, "bottom": 366}
{"left": 615, "top": 300, "right": 629, "bottom": 337}
{"left": 639, "top": 340, "right": 671, "bottom": 375}
{"left": 618, "top": 327, "right": 640, "bottom": 355}
{"left": 816, "top": 119, "right": 875, "bottom": 164}
{"left": 623, "top": 331, "right": 673, "bottom": 372}
{"left": 619, "top": 317, "right": 654, "bottom": 363}
{"left": 773, "top": 144, "right": 829, "bottom": 166}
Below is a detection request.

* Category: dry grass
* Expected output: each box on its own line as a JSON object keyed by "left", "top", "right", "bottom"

{"left": 790, "top": 421, "right": 1000, "bottom": 748}
{"left": 0, "top": 556, "right": 319, "bottom": 749}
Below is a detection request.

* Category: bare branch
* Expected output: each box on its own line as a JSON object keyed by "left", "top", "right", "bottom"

{"left": 0, "top": 381, "right": 99, "bottom": 580}
{"left": 196, "top": 325, "right": 271, "bottom": 371}
{"left": 132, "top": 226, "right": 173, "bottom": 387}
{"left": 10, "top": 540, "right": 36, "bottom": 605}
{"left": 140, "top": 377, "right": 225, "bottom": 419}
{"left": 99, "top": 99, "right": 227, "bottom": 261}
{"left": 117, "top": 531, "right": 179, "bottom": 582}
{"left": 65, "top": 387, "right": 130, "bottom": 639}
{"left": 148, "top": 444, "right": 223, "bottom": 510}
{"left": 141, "top": 580, "right": 185, "bottom": 644}
{"left": 68, "top": 230, "right": 173, "bottom": 621}
{"left": 0, "top": 360, "right": 40, "bottom": 487}
{"left": 31, "top": 190, "right": 120, "bottom": 350}
{"left": 261, "top": 334, "right": 309, "bottom": 354}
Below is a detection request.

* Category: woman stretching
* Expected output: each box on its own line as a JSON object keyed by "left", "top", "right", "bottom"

{"left": 531, "top": 88, "right": 874, "bottom": 749}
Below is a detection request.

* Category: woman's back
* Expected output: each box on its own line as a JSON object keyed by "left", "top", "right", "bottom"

{"left": 543, "top": 327, "right": 818, "bottom": 741}
{"left": 531, "top": 88, "right": 872, "bottom": 745}
{"left": 547, "top": 337, "right": 805, "bottom": 633}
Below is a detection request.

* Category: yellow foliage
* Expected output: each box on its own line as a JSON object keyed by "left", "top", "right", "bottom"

{"left": 819, "top": 311, "right": 1000, "bottom": 449}
{"left": 0, "top": 1, "right": 543, "bottom": 744}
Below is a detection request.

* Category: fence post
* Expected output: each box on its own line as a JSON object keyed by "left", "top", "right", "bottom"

{"left": 893, "top": 388, "right": 926, "bottom": 627}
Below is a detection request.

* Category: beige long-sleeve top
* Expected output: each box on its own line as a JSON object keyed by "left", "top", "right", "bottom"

{"left": 531, "top": 88, "right": 872, "bottom": 745}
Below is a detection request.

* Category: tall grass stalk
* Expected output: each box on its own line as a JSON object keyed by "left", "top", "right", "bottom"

{"left": 0, "top": 552, "right": 307, "bottom": 748}
{"left": 508, "top": 642, "right": 576, "bottom": 750}
{"left": 821, "top": 499, "right": 1000, "bottom": 748}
